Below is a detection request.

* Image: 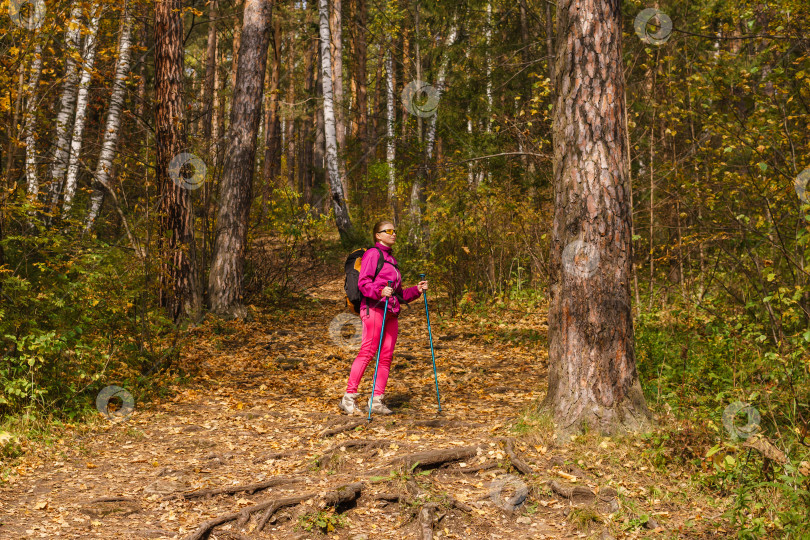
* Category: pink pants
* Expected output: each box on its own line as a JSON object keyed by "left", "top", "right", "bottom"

{"left": 346, "top": 307, "right": 398, "bottom": 396}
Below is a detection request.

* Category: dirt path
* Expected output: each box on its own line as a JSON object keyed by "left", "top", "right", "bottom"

{"left": 0, "top": 278, "right": 719, "bottom": 539}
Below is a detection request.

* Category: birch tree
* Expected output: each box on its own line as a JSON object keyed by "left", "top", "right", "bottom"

{"left": 385, "top": 46, "right": 396, "bottom": 220}
{"left": 62, "top": 7, "right": 102, "bottom": 214}
{"left": 24, "top": 43, "right": 43, "bottom": 200}
{"left": 208, "top": 0, "right": 272, "bottom": 317}
{"left": 409, "top": 23, "right": 457, "bottom": 222}
{"left": 318, "top": 0, "right": 354, "bottom": 240}
{"left": 84, "top": 10, "right": 135, "bottom": 232}
{"left": 48, "top": 6, "right": 83, "bottom": 210}
{"left": 544, "top": 0, "right": 650, "bottom": 434}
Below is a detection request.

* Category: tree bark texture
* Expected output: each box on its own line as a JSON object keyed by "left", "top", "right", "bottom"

{"left": 543, "top": 0, "right": 650, "bottom": 434}
{"left": 155, "top": 0, "right": 202, "bottom": 321}
{"left": 49, "top": 5, "right": 83, "bottom": 211}
{"left": 208, "top": 0, "right": 272, "bottom": 318}
{"left": 318, "top": 0, "right": 354, "bottom": 240}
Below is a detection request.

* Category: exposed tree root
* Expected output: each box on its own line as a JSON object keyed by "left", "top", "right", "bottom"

{"left": 548, "top": 480, "right": 596, "bottom": 504}
{"left": 503, "top": 437, "right": 534, "bottom": 475}
{"left": 320, "top": 419, "right": 365, "bottom": 437}
{"left": 419, "top": 502, "right": 440, "bottom": 540}
{"left": 184, "top": 482, "right": 364, "bottom": 539}
{"left": 315, "top": 439, "right": 391, "bottom": 466}
{"left": 178, "top": 475, "right": 303, "bottom": 500}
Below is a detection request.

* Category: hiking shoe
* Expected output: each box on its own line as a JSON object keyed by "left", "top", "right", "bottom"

{"left": 339, "top": 393, "right": 361, "bottom": 415}
{"left": 369, "top": 394, "right": 393, "bottom": 415}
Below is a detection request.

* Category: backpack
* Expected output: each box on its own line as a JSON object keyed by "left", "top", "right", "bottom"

{"left": 344, "top": 247, "right": 397, "bottom": 314}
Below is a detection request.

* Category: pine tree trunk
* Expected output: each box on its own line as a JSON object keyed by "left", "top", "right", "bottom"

{"left": 544, "top": 0, "right": 650, "bottom": 434}
{"left": 319, "top": 0, "right": 354, "bottom": 240}
{"left": 208, "top": 0, "right": 272, "bottom": 318}
{"left": 63, "top": 8, "right": 102, "bottom": 214}
{"left": 154, "top": 0, "right": 202, "bottom": 321}
{"left": 49, "top": 6, "right": 83, "bottom": 211}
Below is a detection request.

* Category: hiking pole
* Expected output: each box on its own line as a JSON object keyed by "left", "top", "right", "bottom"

{"left": 368, "top": 280, "right": 393, "bottom": 422}
{"left": 419, "top": 273, "right": 442, "bottom": 413}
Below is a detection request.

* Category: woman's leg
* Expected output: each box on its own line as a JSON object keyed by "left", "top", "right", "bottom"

{"left": 346, "top": 309, "right": 381, "bottom": 394}
{"left": 371, "top": 315, "right": 398, "bottom": 396}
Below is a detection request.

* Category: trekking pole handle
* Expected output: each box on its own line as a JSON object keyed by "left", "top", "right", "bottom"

{"left": 419, "top": 273, "right": 426, "bottom": 280}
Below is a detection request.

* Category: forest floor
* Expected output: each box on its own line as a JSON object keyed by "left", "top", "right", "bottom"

{"left": 0, "top": 275, "right": 734, "bottom": 539}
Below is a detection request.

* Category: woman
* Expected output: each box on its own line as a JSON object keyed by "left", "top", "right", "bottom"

{"left": 340, "top": 220, "right": 428, "bottom": 415}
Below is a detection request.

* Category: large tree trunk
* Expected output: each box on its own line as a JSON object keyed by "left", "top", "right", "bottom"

{"left": 208, "top": 0, "right": 272, "bottom": 318}
{"left": 318, "top": 0, "right": 354, "bottom": 240}
{"left": 543, "top": 0, "right": 650, "bottom": 434}
{"left": 62, "top": 8, "right": 102, "bottom": 214}
{"left": 48, "top": 6, "right": 84, "bottom": 211}
{"left": 154, "top": 0, "right": 203, "bottom": 321}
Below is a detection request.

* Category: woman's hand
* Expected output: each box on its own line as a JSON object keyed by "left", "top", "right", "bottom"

{"left": 417, "top": 280, "right": 428, "bottom": 293}
{"left": 381, "top": 286, "right": 394, "bottom": 297}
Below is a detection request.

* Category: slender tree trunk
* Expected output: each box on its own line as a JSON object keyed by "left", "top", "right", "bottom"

{"left": 543, "top": 0, "right": 650, "bottom": 434}
{"left": 49, "top": 6, "right": 83, "bottom": 211}
{"left": 329, "top": 0, "right": 347, "bottom": 198}
{"left": 262, "top": 12, "right": 282, "bottom": 216}
{"left": 319, "top": 0, "right": 354, "bottom": 240}
{"left": 154, "top": 0, "right": 202, "bottom": 321}
{"left": 208, "top": 0, "right": 272, "bottom": 318}
{"left": 299, "top": 30, "right": 316, "bottom": 206}
{"left": 371, "top": 53, "right": 382, "bottom": 150}
{"left": 85, "top": 10, "right": 137, "bottom": 235}
{"left": 285, "top": 38, "right": 296, "bottom": 190}
{"left": 24, "top": 44, "right": 44, "bottom": 200}
{"left": 409, "top": 24, "right": 456, "bottom": 223}
{"left": 354, "top": 0, "right": 368, "bottom": 181}
{"left": 385, "top": 47, "right": 396, "bottom": 221}
{"left": 63, "top": 8, "right": 102, "bottom": 214}
{"left": 203, "top": 0, "right": 218, "bottom": 147}
{"left": 230, "top": 0, "right": 245, "bottom": 89}
{"left": 314, "top": 53, "right": 326, "bottom": 205}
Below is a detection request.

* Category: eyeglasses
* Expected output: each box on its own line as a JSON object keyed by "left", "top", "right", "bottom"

{"left": 379, "top": 229, "right": 397, "bottom": 235}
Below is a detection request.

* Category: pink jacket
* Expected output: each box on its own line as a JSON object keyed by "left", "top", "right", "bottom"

{"left": 358, "top": 242, "right": 421, "bottom": 316}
